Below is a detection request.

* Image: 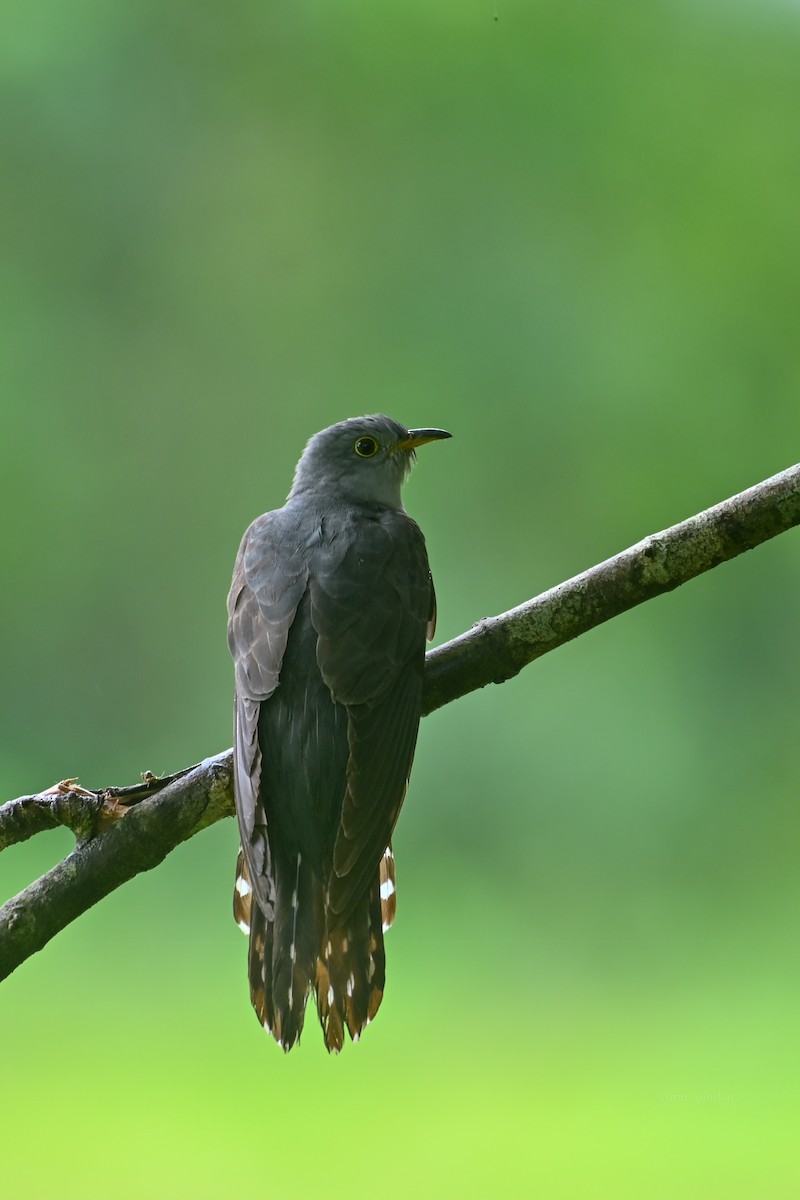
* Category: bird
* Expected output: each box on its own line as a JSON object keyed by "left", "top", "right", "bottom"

{"left": 226, "top": 415, "right": 451, "bottom": 1052}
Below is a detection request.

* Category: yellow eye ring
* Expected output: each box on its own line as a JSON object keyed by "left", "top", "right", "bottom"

{"left": 354, "top": 436, "right": 379, "bottom": 458}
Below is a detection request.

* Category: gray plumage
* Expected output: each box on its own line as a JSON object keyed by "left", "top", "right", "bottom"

{"left": 227, "top": 414, "right": 450, "bottom": 1052}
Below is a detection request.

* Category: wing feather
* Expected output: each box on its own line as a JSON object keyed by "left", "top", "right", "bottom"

{"left": 329, "top": 674, "right": 421, "bottom": 915}
{"left": 309, "top": 509, "right": 433, "bottom": 924}
{"left": 227, "top": 511, "right": 309, "bottom": 915}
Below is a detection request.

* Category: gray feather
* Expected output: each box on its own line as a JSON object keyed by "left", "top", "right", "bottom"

{"left": 226, "top": 414, "right": 449, "bottom": 1050}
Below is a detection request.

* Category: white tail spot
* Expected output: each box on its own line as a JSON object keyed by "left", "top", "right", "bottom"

{"left": 346, "top": 974, "right": 355, "bottom": 997}
{"left": 235, "top": 875, "right": 252, "bottom": 898}
{"left": 236, "top": 917, "right": 251, "bottom": 935}
{"left": 328, "top": 985, "right": 335, "bottom": 1006}
{"left": 287, "top": 852, "right": 301, "bottom": 996}
{"left": 379, "top": 878, "right": 395, "bottom": 901}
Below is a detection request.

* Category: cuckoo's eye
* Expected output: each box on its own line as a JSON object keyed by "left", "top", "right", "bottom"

{"left": 354, "top": 436, "right": 379, "bottom": 458}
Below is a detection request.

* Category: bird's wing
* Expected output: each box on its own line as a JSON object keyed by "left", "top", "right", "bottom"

{"left": 309, "top": 510, "right": 434, "bottom": 924}
{"left": 227, "top": 511, "right": 309, "bottom": 915}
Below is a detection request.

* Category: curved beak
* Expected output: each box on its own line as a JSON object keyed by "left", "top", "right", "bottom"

{"left": 395, "top": 428, "right": 452, "bottom": 452}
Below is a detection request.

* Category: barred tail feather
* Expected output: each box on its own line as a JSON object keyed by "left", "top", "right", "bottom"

{"left": 248, "top": 899, "right": 275, "bottom": 1034}
{"left": 233, "top": 848, "right": 253, "bottom": 935}
{"left": 234, "top": 847, "right": 323, "bottom": 1051}
{"left": 271, "top": 851, "right": 323, "bottom": 1051}
{"left": 379, "top": 843, "right": 397, "bottom": 932}
{"left": 315, "top": 867, "right": 389, "bottom": 1052}
{"left": 235, "top": 846, "right": 395, "bottom": 1053}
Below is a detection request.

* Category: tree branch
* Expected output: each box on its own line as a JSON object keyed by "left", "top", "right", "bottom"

{"left": 0, "top": 755, "right": 235, "bottom": 983}
{"left": 3, "top": 461, "right": 799, "bottom": 983}
{"left": 0, "top": 766, "right": 198, "bottom": 852}
{"left": 423, "top": 461, "right": 800, "bottom": 713}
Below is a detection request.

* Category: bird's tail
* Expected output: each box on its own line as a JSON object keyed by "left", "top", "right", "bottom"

{"left": 315, "top": 844, "right": 397, "bottom": 1053}
{"left": 233, "top": 843, "right": 397, "bottom": 1053}
{"left": 233, "top": 847, "right": 323, "bottom": 1051}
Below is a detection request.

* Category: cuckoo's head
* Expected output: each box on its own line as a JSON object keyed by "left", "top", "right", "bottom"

{"left": 289, "top": 414, "right": 451, "bottom": 508}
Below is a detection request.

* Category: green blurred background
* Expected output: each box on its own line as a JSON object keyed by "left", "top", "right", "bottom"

{"left": 3, "top": 0, "right": 800, "bottom": 1195}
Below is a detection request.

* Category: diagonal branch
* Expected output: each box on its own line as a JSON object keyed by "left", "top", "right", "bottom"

{"left": 0, "top": 754, "right": 235, "bottom": 983}
{"left": 422, "top": 461, "right": 800, "bottom": 713}
{"left": 2, "top": 461, "right": 799, "bottom": 983}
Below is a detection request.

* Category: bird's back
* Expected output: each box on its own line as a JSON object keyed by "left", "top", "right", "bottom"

{"left": 230, "top": 499, "right": 431, "bottom": 1050}
{"left": 228, "top": 415, "right": 449, "bottom": 1051}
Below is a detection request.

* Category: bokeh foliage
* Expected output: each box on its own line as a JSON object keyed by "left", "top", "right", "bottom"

{"left": 3, "top": 1, "right": 800, "bottom": 1195}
